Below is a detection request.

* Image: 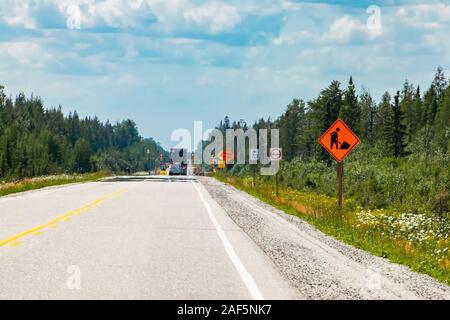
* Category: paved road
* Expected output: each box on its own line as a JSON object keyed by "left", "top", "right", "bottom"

{"left": 0, "top": 177, "right": 297, "bottom": 299}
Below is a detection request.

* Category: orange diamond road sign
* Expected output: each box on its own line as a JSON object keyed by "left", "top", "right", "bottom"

{"left": 318, "top": 118, "right": 360, "bottom": 162}
{"left": 218, "top": 149, "right": 234, "bottom": 162}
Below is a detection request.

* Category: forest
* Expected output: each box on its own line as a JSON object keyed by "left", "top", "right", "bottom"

{"left": 216, "top": 66, "right": 449, "bottom": 213}
{"left": 213, "top": 67, "right": 449, "bottom": 282}
{"left": 0, "top": 85, "right": 165, "bottom": 180}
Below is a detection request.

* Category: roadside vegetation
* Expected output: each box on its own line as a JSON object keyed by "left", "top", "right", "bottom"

{"left": 210, "top": 67, "right": 450, "bottom": 285}
{"left": 0, "top": 172, "right": 110, "bottom": 197}
{"left": 215, "top": 172, "right": 449, "bottom": 285}
{"left": 0, "top": 85, "right": 166, "bottom": 180}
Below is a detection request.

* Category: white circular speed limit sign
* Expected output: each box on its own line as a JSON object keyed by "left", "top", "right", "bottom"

{"left": 270, "top": 148, "right": 282, "bottom": 161}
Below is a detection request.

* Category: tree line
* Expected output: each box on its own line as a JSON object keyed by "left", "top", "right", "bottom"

{"left": 216, "top": 67, "right": 449, "bottom": 162}
{"left": 212, "top": 67, "right": 449, "bottom": 212}
{"left": 0, "top": 86, "right": 165, "bottom": 179}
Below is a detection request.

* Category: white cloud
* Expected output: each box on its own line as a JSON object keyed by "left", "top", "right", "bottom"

{"left": 324, "top": 15, "right": 382, "bottom": 44}
{"left": 86, "top": 1, "right": 130, "bottom": 28}
{"left": 1, "top": 0, "right": 450, "bottom": 150}
{"left": 396, "top": 3, "right": 450, "bottom": 30}
{"left": 273, "top": 31, "right": 314, "bottom": 46}
{"left": 0, "top": 41, "right": 51, "bottom": 68}
{"left": 183, "top": 2, "right": 241, "bottom": 33}
{"left": 53, "top": 0, "right": 152, "bottom": 30}
{"left": 0, "top": 0, "right": 241, "bottom": 35}
{"left": 1, "top": 0, "right": 36, "bottom": 28}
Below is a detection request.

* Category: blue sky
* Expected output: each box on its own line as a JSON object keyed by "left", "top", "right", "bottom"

{"left": 0, "top": 0, "right": 449, "bottom": 148}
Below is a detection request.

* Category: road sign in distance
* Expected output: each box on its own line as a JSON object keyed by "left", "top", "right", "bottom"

{"left": 218, "top": 149, "right": 234, "bottom": 162}
{"left": 249, "top": 149, "right": 259, "bottom": 162}
{"left": 270, "top": 148, "right": 282, "bottom": 161}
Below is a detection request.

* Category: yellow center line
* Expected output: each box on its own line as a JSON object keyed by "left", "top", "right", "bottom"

{"left": 0, "top": 189, "right": 127, "bottom": 247}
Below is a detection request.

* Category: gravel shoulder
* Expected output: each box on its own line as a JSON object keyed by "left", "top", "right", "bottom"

{"left": 199, "top": 176, "right": 450, "bottom": 300}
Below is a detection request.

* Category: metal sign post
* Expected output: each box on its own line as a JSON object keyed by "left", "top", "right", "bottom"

{"left": 338, "top": 161, "right": 343, "bottom": 207}
{"left": 249, "top": 149, "right": 259, "bottom": 188}
{"left": 270, "top": 148, "right": 282, "bottom": 197}
{"left": 275, "top": 172, "right": 279, "bottom": 197}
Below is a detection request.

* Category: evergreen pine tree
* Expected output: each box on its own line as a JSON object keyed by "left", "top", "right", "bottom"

{"left": 400, "top": 80, "right": 415, "bottom": 143}
{"left": 278, "top": 99, "right": 307, "bottom": 160}
{"left": 392, "top": 91, "right": 408, "bottom": 157}
{"left": 434, "top": 83, "right": 450, "bottom": 152}
{"left": 358, "top": 89, "right": 377, "bottom": 144}
{"left": 339, "top": 76, "right": 360, "bottom": 133}
{"left": 433, "top": 66, "right": 448, "bottom": 102}
{"left": 423, "top": 85, "right": 438, "bottom": 127}
{"left": 74, "top": 138, "right": 92, "bottom": 173}
{"left": 379, "top": 92, "right": 394, "bottom": 155}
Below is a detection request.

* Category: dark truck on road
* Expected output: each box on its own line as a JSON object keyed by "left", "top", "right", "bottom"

{"left": 169, "top": 148, "right": 188, "bottom": 176}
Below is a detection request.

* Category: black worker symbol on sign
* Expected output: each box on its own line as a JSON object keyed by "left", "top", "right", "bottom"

{"left": 330, "top": 127, "right": 351, "bottom": 150}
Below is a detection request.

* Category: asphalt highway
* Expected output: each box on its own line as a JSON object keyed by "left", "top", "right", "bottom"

{"left": 0, "top": 177, "right": 297, "bottom": 299}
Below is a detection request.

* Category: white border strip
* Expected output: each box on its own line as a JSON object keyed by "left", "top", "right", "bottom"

{"left": 191, "top": 181, "right": 264, "bottom": 300}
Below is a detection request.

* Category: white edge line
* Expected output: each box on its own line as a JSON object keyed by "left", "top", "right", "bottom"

{"left": 191, "top": 180, "right": 264, "bottom": 300}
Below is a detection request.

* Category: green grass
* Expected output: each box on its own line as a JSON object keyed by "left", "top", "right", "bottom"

{"left": 0, "top": 172, "right": 110, "bottom": 197}
{"left": 214, "top": 174, "right": 450, "bottom": 286}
